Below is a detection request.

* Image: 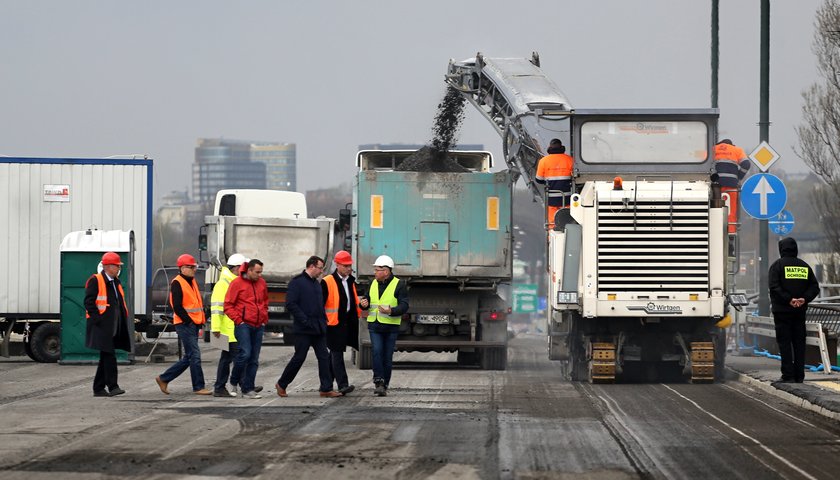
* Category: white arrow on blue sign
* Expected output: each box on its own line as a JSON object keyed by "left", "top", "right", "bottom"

{"left": 769, "top": 209, "right": 795, "bottom": 235}
{"left": 740, "top": 173, "right": 787, "bottom": 220}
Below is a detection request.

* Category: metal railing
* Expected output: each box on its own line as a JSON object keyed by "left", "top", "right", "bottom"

{"left": 734, "top": 307, "right": 840, "bottom": 374}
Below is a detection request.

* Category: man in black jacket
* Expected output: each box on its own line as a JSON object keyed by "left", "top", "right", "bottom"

{"left": 768, "top": 237, "right": 821, "bottom": 383}
{"left": 275, "top": 256, "right": 342, "bottom": 398}
{"left": 84, "top": 252, "right": 132, "bottom": 397}
{"left": 321, "top": 251, "right": 369, "bottom": 395}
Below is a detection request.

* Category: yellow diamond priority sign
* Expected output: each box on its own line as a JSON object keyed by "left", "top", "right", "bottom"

{"left": 749, "top": 141, "right": 780, "bottom": 172}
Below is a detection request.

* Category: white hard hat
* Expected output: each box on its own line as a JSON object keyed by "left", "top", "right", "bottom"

{"left": 373, "top": 255, "right": 395, "bottom": 269}
{"left": 227, "top": 253, "right": 250, "bottom": 267}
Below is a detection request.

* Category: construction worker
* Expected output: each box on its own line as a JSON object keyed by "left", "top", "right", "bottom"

{"left": 366, "top": 254, "right": 409, "bottom": 397}
{"left": 210, "top": 253, "right": 249, "bottom": 397}
{"left": 321, "top": 250, "right": 368, "bottom": 396}
{"left": 714, "top": 139, "right": 751, "bottom": 234}
{"left": 155, "top": 254, "right": 211, "bottom": 396}
{"left": 84, "top": 252, "right": 132, "bottom": 397}
{"left": 535, "top": 138, "right": 574, "bottom": 229}
{"left": 769, "top": 237, "right": 820, "bottom": 383}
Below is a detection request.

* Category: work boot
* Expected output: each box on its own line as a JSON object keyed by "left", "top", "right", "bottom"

{"left": 213, "top": 388, "right": 236, "bottom": 397}
{"left": 374, "top": 379, "right": 386, "bottom": 397}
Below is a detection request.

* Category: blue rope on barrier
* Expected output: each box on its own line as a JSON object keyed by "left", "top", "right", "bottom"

{"left": 808, "top": 363, "right": 840, "bottom": 373}
{"left": 753, "top": 348, "right": 781, "bottom": 360}
{"left": 753, "top": 348, "right": 840, "bottom": 372}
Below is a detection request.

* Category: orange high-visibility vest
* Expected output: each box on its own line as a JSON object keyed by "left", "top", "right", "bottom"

{"left": 86, "top": 274, "right": 128, "bottom": 318}
{"left": 169, "top": 276, "right": 206, "bottom": 325}
{"left": 323, "top": 274, "right": 361, "bottom": 326}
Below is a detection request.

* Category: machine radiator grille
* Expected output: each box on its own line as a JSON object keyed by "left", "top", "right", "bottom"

{"left": 597, "top": 200, "right": 709, "bottom": 293}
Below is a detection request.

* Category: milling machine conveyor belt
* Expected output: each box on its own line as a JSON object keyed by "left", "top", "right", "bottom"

{"left": 445, "top": 53, "right": 573, "bottom": 206}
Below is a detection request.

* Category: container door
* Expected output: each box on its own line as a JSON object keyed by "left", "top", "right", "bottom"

{"left": 420, "top": 222, "right": 449, "bottom": 276}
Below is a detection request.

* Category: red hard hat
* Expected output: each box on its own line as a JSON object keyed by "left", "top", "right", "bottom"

{"left": 101, "top": 251, "right": 123, "bottom": 266}
{"left": 176, "top": 253, "right": 198, "bottom": 267}
{"left": 334, "top": 250, "right": 353, "bottom": 265}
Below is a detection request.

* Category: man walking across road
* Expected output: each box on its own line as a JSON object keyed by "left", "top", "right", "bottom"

{"left": 321, "top": 251, "right": 368, "bottom": 395}
{"left": 225, "top": 259, "right": 269, "bottom": 399}
{"left": 366, "top": 254, "right": 409, "bottom": 397}
{"left": 155, "top": 254, "right": 211, "bottom": 395}
{"left": 275, "top": 256, "right": 342, "bottom": 398}
{"left": 769, "top": 237, "right": 821, "bottom": 383}
{"left": 84, "top": 252, "right": 132, "bottom": 397}
{"left": 210, "top": 253, "right": 248, "bottom": 397}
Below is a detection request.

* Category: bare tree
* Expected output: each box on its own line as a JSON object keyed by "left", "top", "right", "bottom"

{"left": 795, "top": 0, "right": 840, "bottom": 290}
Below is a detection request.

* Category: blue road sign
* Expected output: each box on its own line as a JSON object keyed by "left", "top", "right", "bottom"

{"left": 741, "top": 173, "right": 787, "bottom": 220}
{"left": 769, "top": 209, "right": 795, "bottom": 235}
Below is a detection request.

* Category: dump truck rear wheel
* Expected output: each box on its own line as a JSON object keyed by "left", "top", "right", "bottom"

{"left": 30, "top": 322, "right": 60, "bottom": 363}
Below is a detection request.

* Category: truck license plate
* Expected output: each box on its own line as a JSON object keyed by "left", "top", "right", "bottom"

{"left": 416, "top": 314, "right": 449, "bottom": 324}
{"left": 268, "top": 306, "right": 285, "bottom": 313}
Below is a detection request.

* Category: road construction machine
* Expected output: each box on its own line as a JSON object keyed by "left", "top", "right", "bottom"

{"left": 447, "top": 53, "right": 738, "bottom": 382}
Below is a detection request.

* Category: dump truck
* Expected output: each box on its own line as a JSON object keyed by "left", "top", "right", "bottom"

{"left": 447, "top": 53, "right": 741, "bottom": 382}
{"left": 200, "top": 189, "right": 335, "bottom": 343}
{"left": 0, "top": 157, "right": 153, "bottom": 362}
{"left": 346, "top": 150, "right": 512, "bottom": 370}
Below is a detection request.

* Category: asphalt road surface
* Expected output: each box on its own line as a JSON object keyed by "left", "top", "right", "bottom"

{"left": 2, "top": 334, "right": 840, "bottom": 479}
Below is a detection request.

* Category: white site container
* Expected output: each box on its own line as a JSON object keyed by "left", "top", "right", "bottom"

{"left": 0, "top": 157, "right": 153, "bottom": 318}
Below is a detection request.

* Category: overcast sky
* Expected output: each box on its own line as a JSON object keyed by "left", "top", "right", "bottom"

{"left": 0, "top": 1, "right": 823, "bottom": 201}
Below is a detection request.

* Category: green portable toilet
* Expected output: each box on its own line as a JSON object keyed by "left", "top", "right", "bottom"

{"left": 59, "top": 229, "right": 135, "bottom": 364}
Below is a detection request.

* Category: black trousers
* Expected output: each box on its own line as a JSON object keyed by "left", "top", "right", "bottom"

{"left": 774, "top": 311, "right": 807, "bottom": 382}
{"left": 329, "top": 349, "right": 350, "bottom": 390}
{"left": 277, "top": 333, "right": 332, "bottom": 392}
{"left": 93, "top": 350, "right": 118, "bottom": 392}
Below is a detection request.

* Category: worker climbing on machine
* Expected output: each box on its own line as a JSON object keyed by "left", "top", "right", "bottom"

{"left": 535, "top": 138, "right": 574, "bottom": 229}
{"left": 713, "top": 138, "right": 751, "bottom": 234}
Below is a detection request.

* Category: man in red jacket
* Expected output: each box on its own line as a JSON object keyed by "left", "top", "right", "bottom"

{"left": 224, "top": 259, "right": 269, "bottom": 399}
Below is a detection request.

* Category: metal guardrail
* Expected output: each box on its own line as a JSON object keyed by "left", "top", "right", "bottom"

{"left": 739, "top": 311, "right": 837, "bottom": 374}
{"left": 807, "top": 303, "right": 840, "bottom": 334}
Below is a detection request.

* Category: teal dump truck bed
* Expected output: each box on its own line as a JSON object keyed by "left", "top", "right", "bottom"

{"left": 353, "top": 151, "right": 512, "bottom": 283}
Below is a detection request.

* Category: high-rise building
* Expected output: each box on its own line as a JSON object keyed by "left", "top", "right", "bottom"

{"left": 192, "top": 138, "right": 297, "bottom": 205}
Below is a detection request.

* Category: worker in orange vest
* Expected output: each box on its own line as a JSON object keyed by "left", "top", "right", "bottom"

{"left": 155, "top": 254, "right": 211, "bottom": 395}
{"left": 535, "top": 138, "right": 575, "bottom": 229}
{"left": 714, "top": 139, "right": 751, "bottom": 234}
{"left": 321, "top": 250, "right": 369, "bottom": 395}
{"left": 84, "top": 252, "right": 132, "bottom": 397}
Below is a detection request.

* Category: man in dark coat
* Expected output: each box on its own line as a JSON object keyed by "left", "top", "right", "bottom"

{"left": 84, "top": 252, "right": 132, "bottom": 397}
{"left": 321, "top": 251, "right": 369, "bottom": 395}
{"left": 769, "top": 237, "right": 821, "bottom": 383}
{"left": 274, "top": 256, "right": 342, "bottom": 398}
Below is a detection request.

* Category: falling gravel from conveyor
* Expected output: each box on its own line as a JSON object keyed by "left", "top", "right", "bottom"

{"left": 397, "top": 87, "right": 469, "bottom": 173}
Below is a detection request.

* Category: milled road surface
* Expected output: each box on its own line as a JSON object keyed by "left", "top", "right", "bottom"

{"left": 2, "top": 335, "right": 840, "bottom": 479}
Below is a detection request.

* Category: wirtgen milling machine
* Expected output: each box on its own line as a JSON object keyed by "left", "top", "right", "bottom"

{"left": 447, "top": 53, "right": 738, "bottom": 382}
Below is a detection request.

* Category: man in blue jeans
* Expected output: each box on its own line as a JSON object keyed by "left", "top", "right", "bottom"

{"left": 155, "top": 254, "right": 211, "bottom": 396}
{"left": 366, "top": 255, "right": 409, "bottom": 397}
{"left": 224, "top": 259, "right": 269, "bottom": 399}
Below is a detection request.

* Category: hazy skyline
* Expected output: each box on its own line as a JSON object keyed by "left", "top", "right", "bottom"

{"left": 1, "top": 1, "right": 823, "bottom": 201}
